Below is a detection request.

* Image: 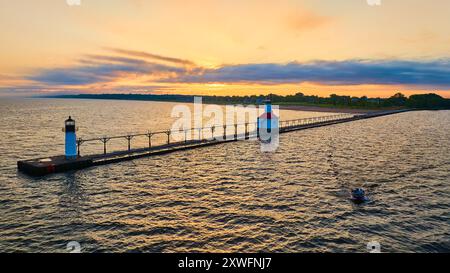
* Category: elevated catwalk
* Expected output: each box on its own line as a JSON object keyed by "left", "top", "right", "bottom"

{"left": 17, "top": 109, "right": 411, "bottom": 176}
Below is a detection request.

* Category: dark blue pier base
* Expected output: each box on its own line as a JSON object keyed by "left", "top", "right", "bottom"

{"left": 17, "top": 156, "right": 93, "bottom": 176}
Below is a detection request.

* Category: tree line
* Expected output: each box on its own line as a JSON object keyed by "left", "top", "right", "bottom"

{"left": 203, "top": 92, "right": 450, "bottom": 109}
{"left": 48, "top": 92, "right": 450, "bottom": 109}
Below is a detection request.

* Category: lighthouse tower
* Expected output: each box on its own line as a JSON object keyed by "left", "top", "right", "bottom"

{"left": 257, "top": 98, "right": 279, "bottom": 142}
{"left": 64, "top": 116, "right": 77, "bottom": 159}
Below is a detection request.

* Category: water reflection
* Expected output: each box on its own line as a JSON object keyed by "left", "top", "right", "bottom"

{"left": 0, "top": 99, "right": 449, "bottom": 252}
{"left": 58, "top": 172, "right": 85, "bottom": 216}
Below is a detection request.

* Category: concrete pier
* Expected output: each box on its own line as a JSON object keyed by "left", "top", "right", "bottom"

{"left": 17, "top": 109, "right": 411, "bottom": 176}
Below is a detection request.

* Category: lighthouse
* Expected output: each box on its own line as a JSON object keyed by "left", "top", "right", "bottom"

{"left": 257, "top": 98, "right": 279, "bottom": 143}
{"left": 64, "top": 116, "right": 77, "bottom": 159}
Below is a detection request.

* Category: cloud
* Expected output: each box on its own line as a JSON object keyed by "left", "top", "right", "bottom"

{"left": 163, "top": 59, "right": 450, "bottom": 88}
{"left": 28, "top": 53, "right": 187, "bottom": 86}
{"left": 105, "top": 48, "right": 196, "bottom": 67}
{"left": 23, "top": 47, "right": 450, "bottom": 91}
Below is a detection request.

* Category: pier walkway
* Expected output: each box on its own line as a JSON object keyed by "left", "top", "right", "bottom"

{"left": 18, "top": 109, "right": 411, "bottom": 176}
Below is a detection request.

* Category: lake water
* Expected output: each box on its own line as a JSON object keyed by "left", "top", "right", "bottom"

{"left": 0, "top": 98, "right": 449, "bottom": 252}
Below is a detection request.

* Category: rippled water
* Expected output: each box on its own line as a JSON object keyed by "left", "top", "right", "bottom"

{"left": 0, "top": 98, "right": 449, "bottom": 253}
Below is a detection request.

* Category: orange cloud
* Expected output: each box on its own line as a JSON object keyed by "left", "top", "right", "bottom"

{"left": 105, "top": 48, "right": 197, "bottom": 67}
{"left": 288, "top": 11, "right": 332, "bottom": 32}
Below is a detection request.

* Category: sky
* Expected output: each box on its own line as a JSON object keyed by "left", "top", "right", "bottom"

{"left": 0, "top": 0, "right": 449, "bottom": 98}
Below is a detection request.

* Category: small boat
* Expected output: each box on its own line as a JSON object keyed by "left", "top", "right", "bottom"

{"left": 350, "top": 188, "right": 369, "bottom": 204}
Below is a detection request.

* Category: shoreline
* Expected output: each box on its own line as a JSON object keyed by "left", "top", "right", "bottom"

{"left": 36, "top": 96, "right": 406, "bottom": 114}
{"left": 280, "top": 105, "right": 381, "bottom": 114}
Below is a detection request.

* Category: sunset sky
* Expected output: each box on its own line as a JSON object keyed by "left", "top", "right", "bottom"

{"left": 1, "top": 0, "right": 449, "bottom": 97}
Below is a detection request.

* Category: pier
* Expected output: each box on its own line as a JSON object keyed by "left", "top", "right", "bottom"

{"left": 17, "top": 109, "right": 411, "bottom": 176}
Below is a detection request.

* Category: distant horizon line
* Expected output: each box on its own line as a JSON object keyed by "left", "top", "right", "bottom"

{"left": 38, "top": 91, "right": 449, "bottom": 100}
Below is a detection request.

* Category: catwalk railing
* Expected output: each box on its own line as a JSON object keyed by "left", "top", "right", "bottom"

{"left": 75, "top": 113, "right": 356, "bottom": 156}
